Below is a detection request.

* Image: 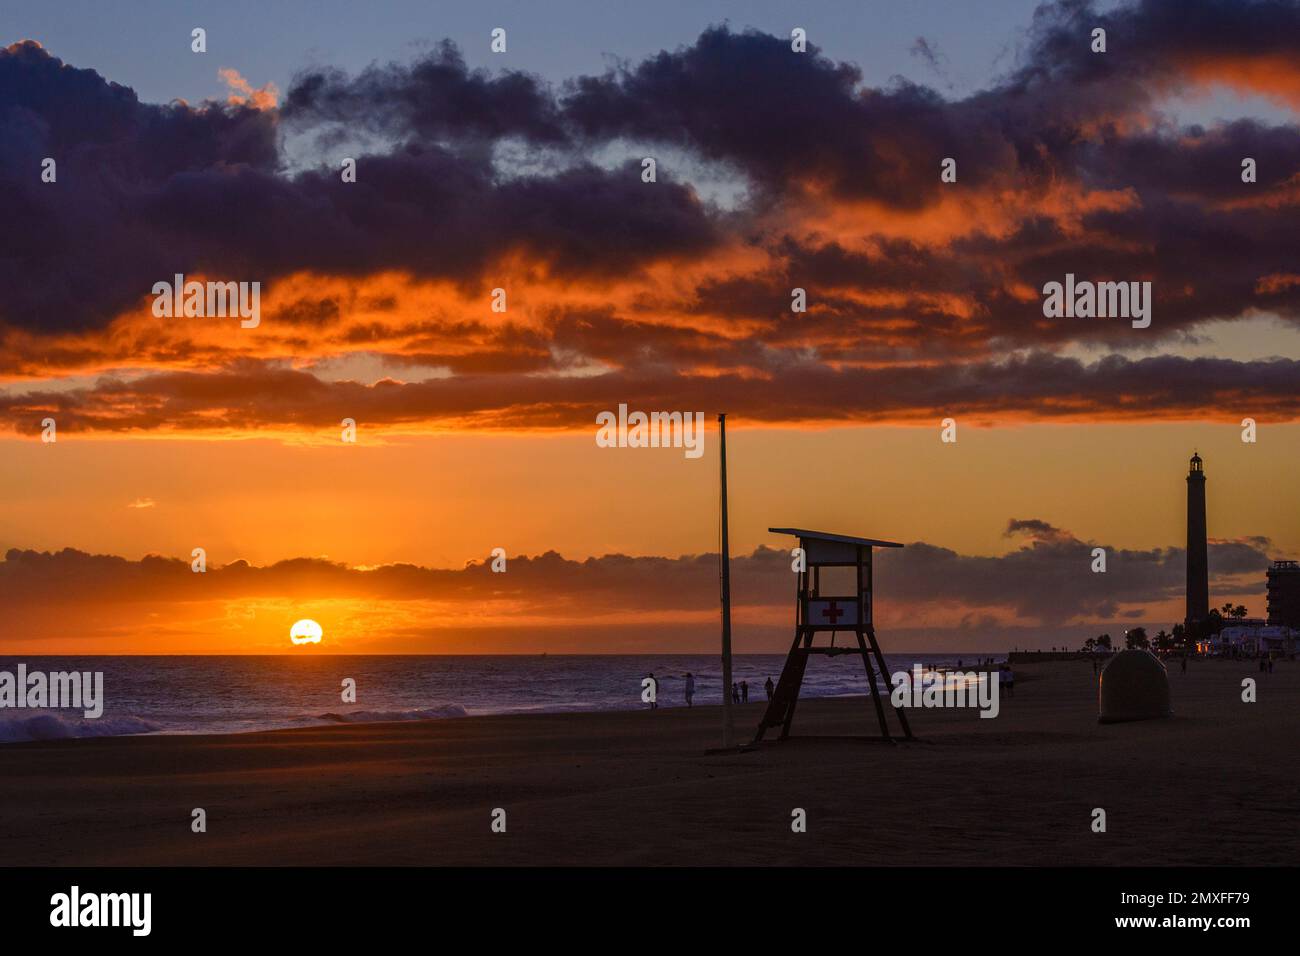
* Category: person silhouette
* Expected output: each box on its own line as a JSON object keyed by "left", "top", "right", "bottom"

{"left": 740, "top": 680, "right": 749, "bottom": 703}
{"left": 764, "top": 676, "right": 774, "bottom": 701}
{"left": 731, "top": 682, "right": 740, "bottom": 704}
{"left": 684, "top": 672, "right": 695, "bottom": 707}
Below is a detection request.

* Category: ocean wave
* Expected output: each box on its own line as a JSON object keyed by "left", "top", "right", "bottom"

{"left": 0, "top": 713, "right": 161, "bottom": 743}
{"left": 315, "top": 704, "right": 469, "bottom": 724}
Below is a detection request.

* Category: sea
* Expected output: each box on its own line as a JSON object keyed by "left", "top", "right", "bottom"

{"left": 0, "top": 653, "right": 1001, "bottom": 743}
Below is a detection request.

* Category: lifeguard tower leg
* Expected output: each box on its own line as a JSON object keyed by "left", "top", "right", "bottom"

{"left": 855, "top": 630, "right": 893, "bottom": 741}
{"left": 754, "top": 630, "right": 806, "bottom": 742}
{"left": 866, "top": 625, "right": 913, "bottom": 739}
{"left": 778, "top": 634, "right": 814, "bottom": 739}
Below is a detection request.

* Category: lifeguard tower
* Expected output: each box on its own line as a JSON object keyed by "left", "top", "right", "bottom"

{"left": 754, "top": 528, "right": 913, "bottom": 743}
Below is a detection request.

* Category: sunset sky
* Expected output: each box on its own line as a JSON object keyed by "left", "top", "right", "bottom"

{"left": 2, "top": 0, "right": 1298, "bottom": 653}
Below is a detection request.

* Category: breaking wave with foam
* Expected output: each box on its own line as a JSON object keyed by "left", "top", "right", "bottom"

{"left": 0, "top": 713, "right": 162, "bottom": 743}
{"left": 317, "top": 704, "right": 469, "bottom": 723}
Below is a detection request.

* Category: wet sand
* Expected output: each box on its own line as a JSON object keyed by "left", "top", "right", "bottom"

{"left": 0, "top": 659, "right": 1294, "bottom": 865}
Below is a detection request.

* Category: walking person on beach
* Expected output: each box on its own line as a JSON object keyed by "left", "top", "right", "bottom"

{"left": 731, "top": 682, "right": 740, "bottom": 704}
{"left": 765, "top": 676, "right": 774, "bottom": 701}
{"left": 684, "top": 672, "right": 695, "bottom": 707}
{"left": 740, "top": 680, "right": 749, "bottom": 703}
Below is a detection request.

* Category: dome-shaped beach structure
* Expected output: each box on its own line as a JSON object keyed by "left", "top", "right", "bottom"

{"left": 1098, "top": 650, "right": 1172, "bottom": 723}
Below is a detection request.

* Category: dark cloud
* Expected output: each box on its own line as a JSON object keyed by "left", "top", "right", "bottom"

{"left": 0, "top": 43, "right": 716, "bottom": 335}
{"left": 0, "top": 40, "right": 279, "bottom": 333}
{"left": 4, "top": 351, "right": 1299, "bottom": 434}
{"left": 0, "top": 40, "right": 278, "bottom": 172}
{"left": 0, "top": 523, "right": 1273, "bottom": 626}
{"left": 878, "top": 530, "right": 1271, "bottom": 623}
{"left": 564, "top": 26, "right": 1015, "bottom": 206}
{"left": 282, "top": 40, "right": 568, "bottom": 146}
{"left": 1005, "top": 518, "right": 1075, "bottom": 544}
{"left": 1011, "top": 0, "right": 1300, "bottom": 93}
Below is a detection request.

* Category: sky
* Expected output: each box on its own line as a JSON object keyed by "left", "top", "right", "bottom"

{"left": 1, "top": 0, "right": 1298, "bottom": 653}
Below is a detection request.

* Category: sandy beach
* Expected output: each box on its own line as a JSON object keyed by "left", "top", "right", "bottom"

{"left": 1, "top": 659, "right": 1295, "bottom": 866}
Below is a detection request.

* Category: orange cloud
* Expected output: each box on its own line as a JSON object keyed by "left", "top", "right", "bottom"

{"left": 1184, "top": 54, "right": 1300, "bottom": 111}
{"left": 217, "top": 67, "right": 279, "bottom": 109}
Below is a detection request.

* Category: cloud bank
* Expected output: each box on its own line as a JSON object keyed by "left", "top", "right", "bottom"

{"left": 2, "top": 0, "right": 1300, "bottom": 434}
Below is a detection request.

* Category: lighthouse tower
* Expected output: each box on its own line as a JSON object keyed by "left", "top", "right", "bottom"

{"left": 1185, "top": 452, "right": 1209, "bottom": 635}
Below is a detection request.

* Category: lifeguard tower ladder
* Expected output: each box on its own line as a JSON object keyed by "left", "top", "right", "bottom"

{"left": 755, "top": 528, "right": 913, "bottom": 743}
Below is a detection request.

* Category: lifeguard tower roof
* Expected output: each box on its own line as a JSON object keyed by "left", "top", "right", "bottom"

{"left": 768, "top": 528, "right": 905, "bottom": 549}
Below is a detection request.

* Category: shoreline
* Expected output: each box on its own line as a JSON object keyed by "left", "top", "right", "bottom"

{"left": 0, "top": 688, "right": 904, "bottom": 744}
{"left": 0, "top": 652, "right": 1008, "bottom": 744}
{"left": 0, "top": 659, "right": 1294, "bottom": 866}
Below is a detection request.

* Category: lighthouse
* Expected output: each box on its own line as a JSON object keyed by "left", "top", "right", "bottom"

{"left": 1185, "top": 452, "right": 1209, "bottom": 635}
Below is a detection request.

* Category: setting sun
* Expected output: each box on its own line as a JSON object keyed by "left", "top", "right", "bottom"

{"left": 289, "top": 619, "right": 323, "bottom": 645}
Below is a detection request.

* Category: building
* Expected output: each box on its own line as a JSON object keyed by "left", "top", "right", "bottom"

{"left": 1267, "top": 560, "right": 1300, "bottom": 629}
{"left": 1185, "top": 452, "right": 1209, "bottom": 636}
{"left": 1216, "top": 624, "right": 1296, "bottom": 657}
